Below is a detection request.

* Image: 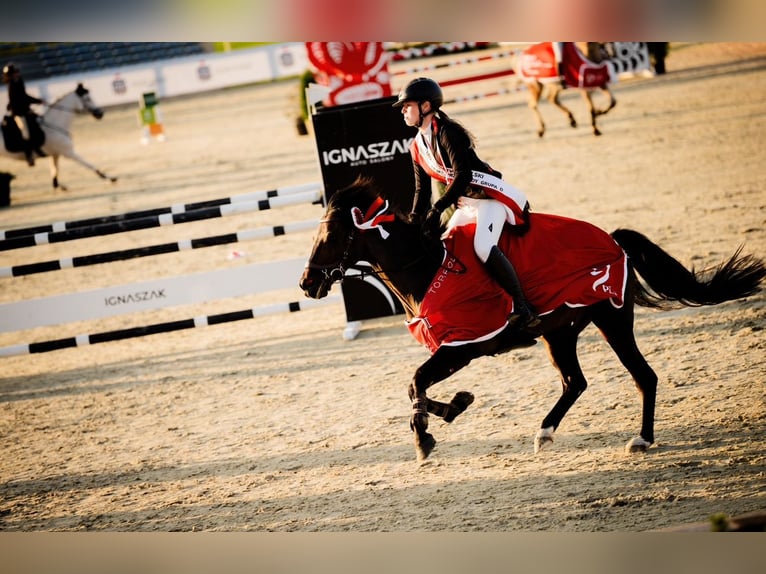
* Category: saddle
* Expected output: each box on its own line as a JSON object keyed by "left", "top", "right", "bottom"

{"left": 1, "top": 113, "right": 45, "bottom": 153}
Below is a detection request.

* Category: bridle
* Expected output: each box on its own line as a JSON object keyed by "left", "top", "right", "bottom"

{"left": 305, "top": 207, "right": 466, "bottom": 291}
{"left": 39, "top": 91, "right": 100, "bottom": 138}
{"left": 304, "top": 217, "right": 358, "bottom": 286}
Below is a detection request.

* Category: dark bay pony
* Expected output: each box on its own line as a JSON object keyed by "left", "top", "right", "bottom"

{"left": 299, "top": 178, "right": 765, "bottom": 461}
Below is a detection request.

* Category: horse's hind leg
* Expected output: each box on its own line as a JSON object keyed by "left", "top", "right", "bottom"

{"left": 537, "top": 328, "right": 589, "bottom": 453}
{"left": 409, "top": 345, "right": 475, "bottom": 460}
{"left": 583, "top": 87, "right": 616, "bottom": 136}
{"left": 592, "top": 301, "right": 658, "bottom": 453}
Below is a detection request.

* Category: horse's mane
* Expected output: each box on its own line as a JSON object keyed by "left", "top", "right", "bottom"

{"left": 49, "top": 83, "right": 87, "bottom": 107}
{"left": 329, "top": 176, "right": 446, "bottom": 262}
{"left": 329, "top": 175, "right": 406, "bottom": 221}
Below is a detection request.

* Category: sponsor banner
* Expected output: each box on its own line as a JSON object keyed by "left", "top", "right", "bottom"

{"left": 306, "top": 42, "right": 392, "bottom": 107}
{"left": 312, "top": 96, "right": 416, "bottom": 321}
{"left": 4, "top": 43, "right": 309, "bottom": 110}
{"left": 0, "top": 258, "right": 306, "bottom": 333}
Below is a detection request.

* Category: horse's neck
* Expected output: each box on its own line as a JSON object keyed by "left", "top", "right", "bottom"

{"left": 366, "top": 221, "right": 441, "bottom": 315}
{"left": 43, "top": 94, "right": 75, "bottom": 130}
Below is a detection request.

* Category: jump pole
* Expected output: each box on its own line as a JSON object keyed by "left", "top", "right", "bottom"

{"left": 0, "top": 190, "right": 322, "bottom": 252}
{"left": 0, "top": 296, "right": 341, "bottom": 357}
{"left": 391, "top": 50, "right": 517, "bottom": 77}
{"left": 0, "top": 219, "right": 319, "bottom": 278}
{"left": 0, "top": 182, "right": 322, "bottom": 240}
{"left": 390, "top": 42, "right": 490, "bottom": 61}
{"left": 444, "top": 86, "right": 520, "bottom": 105}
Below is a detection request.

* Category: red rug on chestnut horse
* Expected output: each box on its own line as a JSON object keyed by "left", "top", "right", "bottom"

{"left": 517, "top": 42, "right": 612, "bottom": 89}
{"left": 407, "top": 213, "right": 627, "bottom": 353}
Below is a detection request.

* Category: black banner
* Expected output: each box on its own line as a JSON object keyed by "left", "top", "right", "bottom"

{"left": 312, "top": 96, "right": 416, "bottom": 322}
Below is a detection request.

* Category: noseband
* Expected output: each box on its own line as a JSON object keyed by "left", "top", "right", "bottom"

{"left": 305, "top": 217, "right": 357, "bottom": 287}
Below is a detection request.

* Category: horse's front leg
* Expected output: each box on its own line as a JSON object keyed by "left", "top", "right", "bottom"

{"left": 408, "top": 345, "right": 474, "bottom": 460}
{"left": 537, "top": 329, "right": 589, "bottom": 453}
{"left": 524, "top": 80, "right": 547, "bottom": 138}
{"left": 48, "top": 155, "right": 63, "bottom": 190}
{"left": 425, "top": 392, "right": 475, "bottom": 423}
{"left": 64, "top": 150, "right": 118, "bottom": 183}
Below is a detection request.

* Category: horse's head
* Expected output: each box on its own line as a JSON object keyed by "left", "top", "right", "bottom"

{"left": 300, "top": 177, "right": 394, "bottom": 299}
{"left": 75, "top": 83, "right": 104, "bottom": 119}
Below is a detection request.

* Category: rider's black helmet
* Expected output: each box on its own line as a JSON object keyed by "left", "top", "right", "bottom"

{"left": 3, "top": 63, "right": 19, "bottom": 79}
{"left": 392, "top": 77, "right": 443, "bottom": 109}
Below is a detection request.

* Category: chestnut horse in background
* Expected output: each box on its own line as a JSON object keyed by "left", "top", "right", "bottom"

{"left": 519, "top": 42, "right": 617, "bottom": 138}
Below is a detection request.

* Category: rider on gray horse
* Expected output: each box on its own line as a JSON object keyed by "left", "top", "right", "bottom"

{"left": 3, "top": 63, "right": 46, "bottom": 166}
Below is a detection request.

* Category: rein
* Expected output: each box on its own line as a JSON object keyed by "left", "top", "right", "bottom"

{"left": 37, "top": 117, "right": 71, "bottom": 138}
{"left": 39, "top": 98, "right": 81, "bottom": 138}
{"left": 307, "top": 199, "right": 467, "bottom": 288}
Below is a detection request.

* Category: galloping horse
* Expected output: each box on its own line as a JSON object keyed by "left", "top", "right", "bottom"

{"left": 1, "top": 83, "right": 117, "bottom": 190}
{"left": 299, "top": 178, "right": 765, "bottom": 461}
{"left": 519, "top": 42, "right": 617, "bottom": 138}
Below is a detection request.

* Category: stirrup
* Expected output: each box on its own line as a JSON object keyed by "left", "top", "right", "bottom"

{"left": 508, "top": 308, "right": 540, "bottom": 330}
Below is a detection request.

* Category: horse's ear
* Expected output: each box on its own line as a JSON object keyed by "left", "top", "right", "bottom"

{"left": 75, "top": 83, "right": 86, "bottom": 95}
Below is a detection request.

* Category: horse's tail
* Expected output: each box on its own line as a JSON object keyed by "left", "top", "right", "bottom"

{"left": 611, "top": 228, "right": 766, "bottom": 309}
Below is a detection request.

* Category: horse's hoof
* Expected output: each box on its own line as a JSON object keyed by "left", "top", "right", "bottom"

{"left": 537, "top": 130, "right": 545, "bottom": 138}
{"left": 110, "top": 177, "right": 118, "bottom": 183}
{"left": 534, "top": 426, "right": 555, "bottom": 454}
{"left": 416, "top": 433, "right": 436, "bottom": 460}
{"left": 593, "top": 129, "right": 602, "bottom": 136}
{"left": 625, "top": 436, "right": 651, "bottom": 454}
{"left": 444, "top": 391, "right": 474, "bottom": 423}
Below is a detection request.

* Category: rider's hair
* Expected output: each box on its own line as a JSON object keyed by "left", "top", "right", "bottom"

{"left": 437, "top": 109, "right": 477, "bottom": 148}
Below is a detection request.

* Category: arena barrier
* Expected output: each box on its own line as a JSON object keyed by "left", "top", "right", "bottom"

{"left": 0, "top": 182, "right": 338, "bottom": 356}
{"left": 0, "top": 188, "right": 322, "bottom": 251}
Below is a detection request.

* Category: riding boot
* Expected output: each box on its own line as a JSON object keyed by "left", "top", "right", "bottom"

{"left": 23, "top": 141, "right": 35, "bottom": 166}
{"left": 485, "top": 245, "right": 540, "bottom": 329}
{"left": 35, "top": 147, "right": 47, "bottom": 158}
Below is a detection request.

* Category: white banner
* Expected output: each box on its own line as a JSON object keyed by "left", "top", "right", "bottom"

{"left": 1, "top": 43, "right": 310, "bottom": 110}
{"left": 0, "top": 257, "right": 307, "bottom": 333}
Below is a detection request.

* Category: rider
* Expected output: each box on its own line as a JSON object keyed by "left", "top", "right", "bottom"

{"left": 3, "top": 62, "right": 46, "bottom": 166}
{"left": 393, "top": 77, "right": 539, "bottom": 330}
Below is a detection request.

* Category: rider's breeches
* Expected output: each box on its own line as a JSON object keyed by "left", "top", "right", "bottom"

{"left": 446, "top": 198, "right": 507, "bottom": 263}
{"left": 13, "top": 115, "right": 31, "bottom": 140}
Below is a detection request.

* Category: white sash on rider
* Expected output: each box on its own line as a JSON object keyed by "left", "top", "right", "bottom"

{"left": 415, "top": 132, "right": 528, "bottom": 213}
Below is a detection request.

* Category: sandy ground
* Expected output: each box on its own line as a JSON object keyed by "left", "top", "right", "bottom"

{"left": 0, "top": 43, "right": 764, "bottom": 533}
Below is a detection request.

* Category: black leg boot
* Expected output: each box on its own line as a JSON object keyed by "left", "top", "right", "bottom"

{"left": 485, "top": 245, "right": 540, "bottom": 329}
{"left": 23, "top": 141, "right": 35, "bottom": 166}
